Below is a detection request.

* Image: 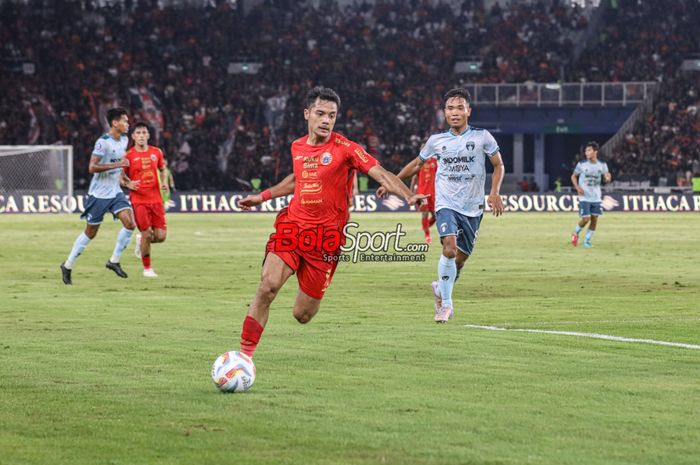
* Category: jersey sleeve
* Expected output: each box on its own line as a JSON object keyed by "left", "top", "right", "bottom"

{"left": 483, "top": 131, "right": 500, "bottom": 157}
{"left": 602, "top": 162, "right": 609, "bottom": 175}
{"left": 92, "top": 137, "right": 106, "bottom": 158}
{"left": 347, "top": 143, "right": 379, "bottom": 175}
{"left": 573, "top": 162, "right": 583, "bottom": 175}
{"left": 418, "top": 136, "right": 436, "bottom": 161}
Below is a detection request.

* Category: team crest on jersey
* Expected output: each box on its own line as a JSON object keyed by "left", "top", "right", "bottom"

{"left": 150, "top": 154, "right": 157, "bottom": 162}
{"left": 321, "top": 152, "right": 333, "bottom": 165}
{"left": 466, "top": 141, "right": 475, "bottom": 151}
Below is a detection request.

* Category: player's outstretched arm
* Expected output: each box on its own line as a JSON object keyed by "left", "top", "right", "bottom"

{"left": 376, "top": 156, "right": 424, "bottom": 197}
{"left": 368, "top": 165, "right": 428, "bottom": 206}
{"left": 238, "top": 173, "right": 295, "bottom": 210}
{"left": 487, "top": 153, "right": 505, "bottom": 217}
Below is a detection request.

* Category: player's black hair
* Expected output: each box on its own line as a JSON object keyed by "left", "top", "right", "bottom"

{"left": 305, "top": 86, "right": 341, "bottom": 110}
{"left": 585, "top": 141, "right": 600, "bottom": 152}
{"left": 107, "top": 107, "right": 128, "bottom": 127}
{"left": 132, "top": 121, "right": 150, "bottom": 132}
{"left": 443, "top": 88, "right": 472, "bottom": 107}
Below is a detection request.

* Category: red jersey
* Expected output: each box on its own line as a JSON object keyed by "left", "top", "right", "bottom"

{"left": 416, "top": 158, "right": 437, "bottom": 195}
{"left": 124, "top": 145, "right": 166, "bottom": 204}
{"left": 287, "top": 132, "right": 378, "bottom": 229}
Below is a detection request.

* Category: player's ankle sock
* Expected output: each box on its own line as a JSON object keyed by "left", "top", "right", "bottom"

{"left": 240, "top": 315, "right": 264, "bottom": 357}
{"left": 142, "top": 254, "right": 151, "bottom": 269}
{"left": 585, "top": 230, "right": 595, "bottom": 242}
{"left": 574, "top": 225, "right": 582, "bottom": 235}
{"left": 437, "top": 255, "right": 457, "bottom": 308}
{"left": 421, "top": 218, "right": 430, "bottom": 236}
{"left": 65, "top": 233, "right": 91, "bottom": 269}
{"left": 110, "top": 228, "right": 133, "bottom": 263}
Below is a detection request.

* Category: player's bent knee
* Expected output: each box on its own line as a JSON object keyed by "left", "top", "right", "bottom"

{"left": 258, "top": 279, "right": 282, "bottom": 300}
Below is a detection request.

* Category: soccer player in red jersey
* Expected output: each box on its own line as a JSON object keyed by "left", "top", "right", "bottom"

{"left": 236, "top": 87, "right": 428, "bottom": 358}
{"left": 410, "top": 157, "right": 438, "bottom": 244}
{"left": 123, "top": 122, "right": 168, "bottom": 278}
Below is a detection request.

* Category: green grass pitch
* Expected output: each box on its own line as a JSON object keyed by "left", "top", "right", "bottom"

{"left": 1, "top": 212, "right": 699, "bottom": 465}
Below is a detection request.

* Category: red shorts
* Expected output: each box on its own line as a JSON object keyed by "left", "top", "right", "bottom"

{"left": 264, "top": 208, "right": 340, "bottom": 300}
{"left": 133, "top": 202, "right": 167, "bottom": 231}
{"left": 418, "top": 194, "right": 435, "bottom": 213}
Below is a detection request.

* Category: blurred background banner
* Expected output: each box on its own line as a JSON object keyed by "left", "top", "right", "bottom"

{"left": 2, "top": 192, "right": 699, "bottom": 214}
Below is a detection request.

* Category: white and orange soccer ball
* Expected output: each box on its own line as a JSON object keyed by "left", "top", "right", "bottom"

{"left": 211, "top": 351, "right": 256, "bottom": 393}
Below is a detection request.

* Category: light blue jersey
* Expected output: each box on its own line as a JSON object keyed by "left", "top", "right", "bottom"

{"left": 574, "top": 160, "right": 609, "bottom": 202}
{"left": 419, "top": 126, "right": 500, "bottom": 217}
{"left": 88, "top": 133, "right": 129, "bottom": 199}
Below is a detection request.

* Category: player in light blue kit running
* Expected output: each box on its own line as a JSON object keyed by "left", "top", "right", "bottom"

{"left": 378, "top": 88, "right": 505, "bottom": 323}
{"left": 570, "top": 141, "right": 612, "bottom": 249}
{"left": 60, "top": 108, "right": 140, "bottom": 285}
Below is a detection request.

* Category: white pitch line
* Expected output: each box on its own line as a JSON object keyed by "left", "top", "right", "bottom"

{"left": 496, "top": 317, "right": 700, "bottom": 326}
{"left": 464, "top": 324, "right": 700, "bottom": 350}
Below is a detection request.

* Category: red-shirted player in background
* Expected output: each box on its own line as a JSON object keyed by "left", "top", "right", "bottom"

{"left": 410, "top": 157, "right": 438, "bottom": 244}
{"left": 123, "top": 122, "right": 168, "bottom": 278}
{"left": 237, "top": 87, "right": 428, "bottom": 358}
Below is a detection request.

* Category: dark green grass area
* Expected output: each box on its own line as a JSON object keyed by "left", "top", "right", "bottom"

{"left": 1, "top": 212, "right": 698, "bottom": 465}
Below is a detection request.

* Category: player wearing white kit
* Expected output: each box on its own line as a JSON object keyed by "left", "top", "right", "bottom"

{"left": 60, "top": 108, "right": 141, "bottom": 285}
{"left": 378, "top": 88, "right": 505, "bottom": 323}
{"left": 570, "top": 141, "right": 612, "bottom": 249}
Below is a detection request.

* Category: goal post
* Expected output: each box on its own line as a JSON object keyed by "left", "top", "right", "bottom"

{"left": 0, "top": 145, "right": 73, "bottom": 199}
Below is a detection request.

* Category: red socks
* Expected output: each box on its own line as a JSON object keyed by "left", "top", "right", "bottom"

{"left": 240, "top": 315, "right": 264, "bottom": 357}
{"left": 142, "top": 254, "right": 151, "bottom": 269}
{"left": 421, "top": 217, "right": 430, "bottom": 236}
{"left": 428, "top": 215, "right": 436, "bottom": 227}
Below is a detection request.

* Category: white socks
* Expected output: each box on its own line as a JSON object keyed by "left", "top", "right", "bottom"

{"left": 437, "top": 255, "right": 457, "bottom": 308}
{"left": 65, "top": 233, "right": 91, "bottom": 269}
{"left": 110, "top": 228, "right": 133, "bottom": 263}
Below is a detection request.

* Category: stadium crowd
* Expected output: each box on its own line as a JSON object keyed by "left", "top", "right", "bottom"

{"left": 0, "top": 0, "right": 697, "bottom": 189}
{"left": 573, "top": 0, "right": 699, "bottom": 82}
{"left": 0, "top": 0, "right": 588, "bottom": 190}
{"left": 608, "top": 74, "right": 700, "bottom": 186}
{"left": 574, "top": 0, "right": 700, "bottom": 185}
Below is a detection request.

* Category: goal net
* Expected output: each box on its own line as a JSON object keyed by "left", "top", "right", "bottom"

{"left": 0, "top": 145, "right": 73, "bottom": 198}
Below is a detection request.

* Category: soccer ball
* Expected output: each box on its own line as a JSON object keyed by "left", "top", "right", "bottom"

{"left": 211, "top": 351, "right": 256, "bottom": 393}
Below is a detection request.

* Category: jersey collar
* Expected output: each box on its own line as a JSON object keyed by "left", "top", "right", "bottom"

{"left": 448, "top": 126, "right": 471, "bottom": 136}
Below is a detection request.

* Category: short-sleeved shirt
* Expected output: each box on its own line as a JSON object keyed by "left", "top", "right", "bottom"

{"left": 287, "top": 132, "right": 379, "bottom": 229}
{"left": 574, "top": 160, "right": 609, "bottom": 202}
{"left": 88, "top": 133, "right": 129, "bottom": 199}
{"left": 124, "top": 146, "right": 166, "bottom": 204}
{"left": 419, "top": 126, "right": 500, "bottom": 217}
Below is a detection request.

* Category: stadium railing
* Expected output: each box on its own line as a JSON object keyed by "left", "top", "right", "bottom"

{"left": 462, "top": 82, "right": 657, "bottom": 107}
